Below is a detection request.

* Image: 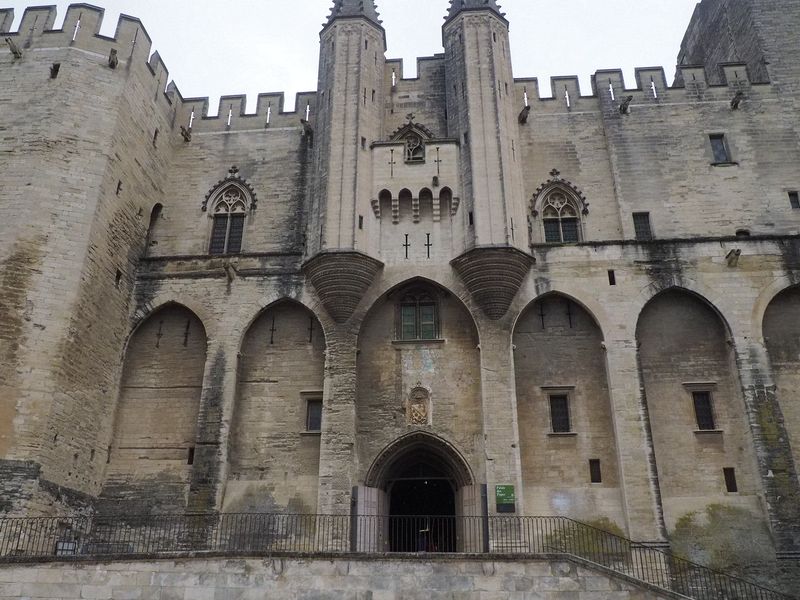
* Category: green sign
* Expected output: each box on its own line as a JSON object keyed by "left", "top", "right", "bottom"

{"left": 495, "top": 485, "right": 516, "bottom": 513}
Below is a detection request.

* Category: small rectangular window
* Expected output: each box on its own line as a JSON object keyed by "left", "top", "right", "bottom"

{"left": 187, "top": 447, "right": 195, "bottom": 465}
{"left": 468, "top": 211, "right": 474, "bottom": 226}
{"left": 789, "top": 191, "right": 800, "bottom": 210}
{"left": 358, "top": 215, "right": 364, "bottom": 230}
{"left": 589, "top": 459, "right": 602, "bottom": 483}
{"left": 633, "top": 212, "right": 653, "bottom": 241}
{"left": 50, "top": 63, "right": 61, "bottom": 79}
{"left": 710, "top": 134, "right": 731, "bottom": 163}
{"left": 608, "top": 270, "right": 617, "bottom": 286}
{"left": 361, "top": 136, "right": 367, "bottom": 149}
{"left": 723, "top": 468, "right": 738, "bottom": 493}
{"left": 693, "top": 391, "right": 716, "bottom": 430}
{"left": 306, "top": 399, "right": 323, "bottom": 432}
{"left": 549, "top": 395, "right": 571, "bottom": 433}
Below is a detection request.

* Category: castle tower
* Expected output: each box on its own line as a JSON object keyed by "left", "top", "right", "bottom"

{"left": 444, "top": 0, "right": 533, "bottom": 320}
{"left": 304, "top": 0, "right": 386, "bottom": 325}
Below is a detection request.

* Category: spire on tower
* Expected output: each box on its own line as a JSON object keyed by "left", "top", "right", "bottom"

{"left": 326, "top": 0, "right": 382, "bottom": 27}
{"left": 445, "top": 0, "right": 506, "bottom": 23}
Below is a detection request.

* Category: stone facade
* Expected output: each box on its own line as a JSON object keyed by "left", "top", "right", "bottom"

{"left": 0, "top": 556, "right": 678, "bottom": 600}
{"left": 1, "top": 0, "right": 799, "bottom": 591}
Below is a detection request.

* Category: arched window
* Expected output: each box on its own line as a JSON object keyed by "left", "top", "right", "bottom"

{"left": 209, "top": 186, "right": 247, "bottom": 255}
{"left": 542, "top": 191, "right": 581, "bottom": 243}
{"left": 398, "top": 288, "right": 439, "bottom": 340}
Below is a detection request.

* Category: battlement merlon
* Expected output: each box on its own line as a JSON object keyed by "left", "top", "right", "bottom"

{"left": 173, "top": 91, "right": 319, "bottom": 134}
{"left": 511, "top": 62, "right": 771, "bottom": 108}
{"left": 0, "top": 8, "right": 13, "bottom": 32}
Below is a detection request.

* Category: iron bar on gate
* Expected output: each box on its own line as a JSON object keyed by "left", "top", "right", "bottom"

{"left": 0, "top": 514, "right": 793, "bottom": 600}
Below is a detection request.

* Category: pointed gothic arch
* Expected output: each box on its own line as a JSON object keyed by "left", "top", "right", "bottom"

{"left": 531, "top": 169, "right": 589, "bottom": 244}
{"left": 365, "top": 431, "right": 474, "bottom": 490}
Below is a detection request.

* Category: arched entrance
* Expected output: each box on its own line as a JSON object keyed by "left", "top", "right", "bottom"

{"left": 357, "top": 432, "right": 480, "bottom": 553}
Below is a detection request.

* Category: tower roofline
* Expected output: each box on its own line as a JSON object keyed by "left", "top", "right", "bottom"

{"left": 325, "top": 0, "right": 383, "bottom": 28}
{"left": 444, "top": 0, "right": 508, "bottom": 26}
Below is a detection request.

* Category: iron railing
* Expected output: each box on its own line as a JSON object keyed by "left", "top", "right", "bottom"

{"left": 0, "top": 513, "right": 793, "bottom": 600}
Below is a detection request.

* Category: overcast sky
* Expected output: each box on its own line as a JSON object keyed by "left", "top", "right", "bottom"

{"left": 4, "top": 0, "right": 700, "bottom": 112}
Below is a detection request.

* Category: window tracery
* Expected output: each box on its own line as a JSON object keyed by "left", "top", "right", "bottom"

{"left": 530, "top": 170, "right": 588, "bottom": 245}
{"left": 209, "top": 186, "right": 247, "bottom": 255}
{"left": 542, "top": 191, "right": 581, "bottom": 244}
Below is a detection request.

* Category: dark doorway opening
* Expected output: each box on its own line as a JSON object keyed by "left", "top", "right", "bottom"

{"left": 388, "top": 460, "right": 456, "bottom": 552}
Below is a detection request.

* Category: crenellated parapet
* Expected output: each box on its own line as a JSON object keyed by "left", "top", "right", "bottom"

{"left": 513, "top": 61, "right": 775, "bottom": 116}
{"left": 172, "top": 91, "right": 318, "bottom": 135}
{"left": 2, "top": 4, "right": 317, "bottom": 138}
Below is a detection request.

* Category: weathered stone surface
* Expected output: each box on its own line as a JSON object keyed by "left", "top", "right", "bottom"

{"left": 0, "top": 557, "right": 679, "bottom": 599}
{"left": 451, "top": 247, "right": 533, "bottom": 319}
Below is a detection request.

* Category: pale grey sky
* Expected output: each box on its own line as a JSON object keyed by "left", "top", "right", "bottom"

{"left": 4, "top": 0, "right": 700, "bottom": 112}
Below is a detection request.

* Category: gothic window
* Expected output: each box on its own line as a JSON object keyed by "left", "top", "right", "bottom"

{"left": 398, "top": 289, "right": 439, "bottom": 341}
{"left": 209, "top": 186, "right": 247, "bottom": 255}
{"left": 404, "top": 132, "right": 425, "bottom": 163}
{"left": 542, "top": 192, "right": 581, "bottom": 243}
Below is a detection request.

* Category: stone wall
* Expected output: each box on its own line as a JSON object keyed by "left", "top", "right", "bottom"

{"left": 637, "top": 290, "right": 762, "bottom": 532}
{"left": 225, "top": 302, "right": 325, "bottom": 515}
{"left": 0, "top": 556, "right": 677, "bottom": 599}
{"left": 514, "top": 295, "right": 626, "bottom": 532}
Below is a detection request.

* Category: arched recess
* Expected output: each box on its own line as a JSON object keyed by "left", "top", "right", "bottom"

{"left": 355, "top": 278, "right": 483, "bottom": 520}
{"left": 101, "top": 304, "right": 207, "bottom": 514}
{"left": 398, "top": 189, "right": 413, "bottom": 221}
{"left": 144, "top": 203, "right": 163, "bottom": 257}
{"left": 636, "top": 289, "right": 761, "bottom": 532}
{"left": 763, "top": 285, "right": 800, "bottom": 471}
{"left": 513, "top": 293, "right": 625, "bottom": 529}
{"left": 358, "top": 432, "right": 481, "bottom": 552}
{"left": 225, "top": 301, "right": 326, "bottom": 514}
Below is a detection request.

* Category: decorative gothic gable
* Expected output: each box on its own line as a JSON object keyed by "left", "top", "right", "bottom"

{"left": 202, "top": 166, "right": 258, "bottom": 212}
{"left": 530, "top": 169, "right": 589, "bottom": 217}
{"left": 390, "top": 115, "right": 434, "bottom": 164}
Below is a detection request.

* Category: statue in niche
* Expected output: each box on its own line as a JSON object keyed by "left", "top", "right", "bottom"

{"left": 408, "top": 386, "right": 430, "bottom": 425}
{"left": 404, "top": 132, "right": 425, "bottom": 163}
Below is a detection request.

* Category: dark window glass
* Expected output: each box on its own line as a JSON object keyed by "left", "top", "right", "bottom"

{"left": 307, "top": 400, "right": 323, "bottom": 432}
{"left": 399, "top": 293, "right": 439, "bottom": 341}
{"left": 723, "top": 468, "right": 738, "bottom": 493}
{"left": 633, "top": 212, "right": 653, "bottom": 241}
{"left": 790, "top": 191, "right": 800, "bottom": 210}
{"left": 693, "top": 391, "right": 716, "bottom": 430}
{"left": 589, "top": 459, "right": 602, "bottom": 483}
{"left": 549, "top": 395, "right": 571, "bottom": 433}
{"left": 401, "top": 304, "right": 417, "bottom": 340}
{"left": 710, "top": 134, "right": 730, "bottom": 163}
{"left": 227, "top": 214, "right": 246, "bottom": 253}
{"left": 209, "top": 215, "right": 228, "bottom": 255}
{"left": 561, "top": 218, "right": 579, "bottom": 243}
{"left": 543, "top": 220, "right": 562, "bottom": 243}
{"left": 419, "top": 304, "right": 437, "bottom": 340}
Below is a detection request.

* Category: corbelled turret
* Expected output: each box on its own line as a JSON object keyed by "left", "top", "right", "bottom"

{"left": 445, "top": 0, "right": 506, "bottom": 22}
{"left": 327, "top": 0, "right": 382, "bottom": 26}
